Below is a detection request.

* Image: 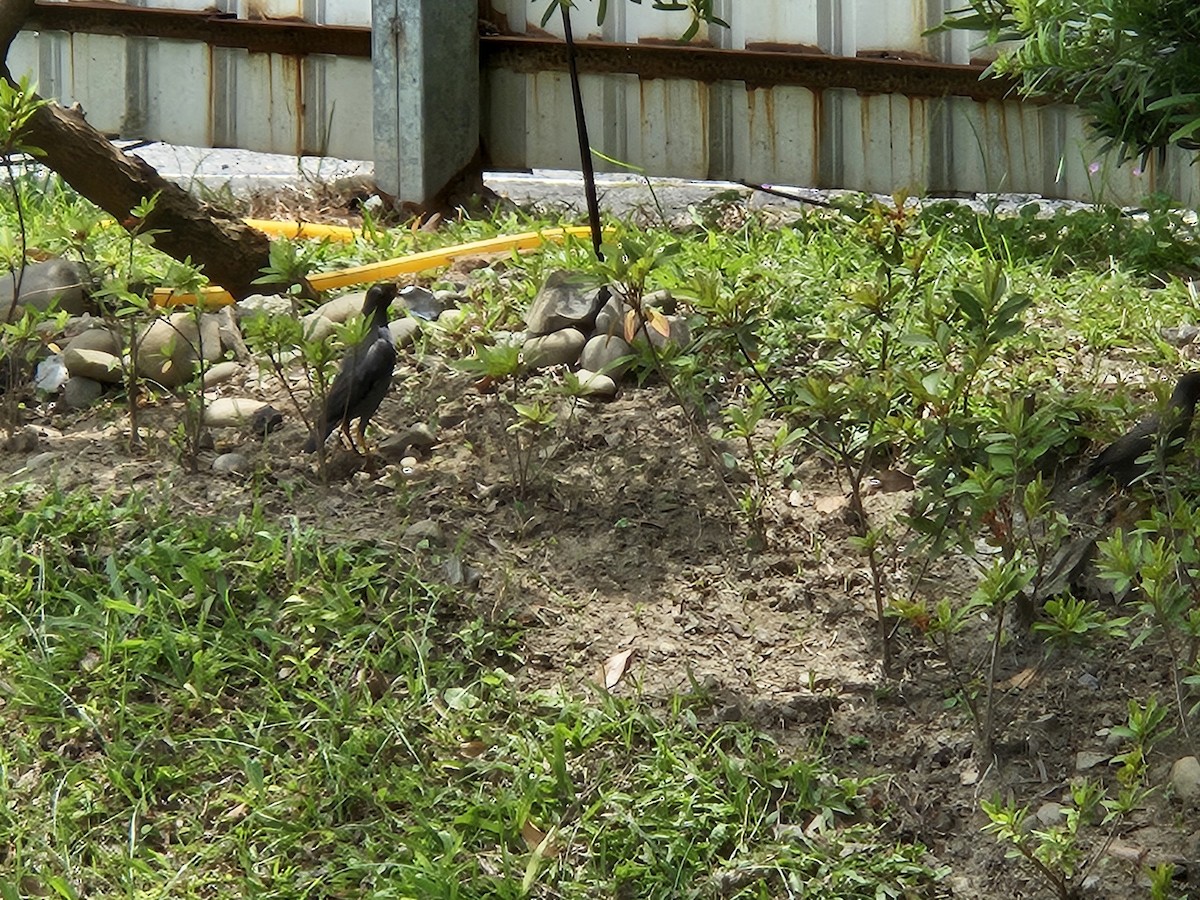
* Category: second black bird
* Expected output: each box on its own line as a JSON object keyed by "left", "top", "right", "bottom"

{"left": 304, "top": 282, "right": 398, "bottom": 455}
{"left": 1085, "top": 371, "right": 1200, "bottom": 486}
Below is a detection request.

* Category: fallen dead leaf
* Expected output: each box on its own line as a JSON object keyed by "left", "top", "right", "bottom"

{"left": 1001, "top": 667, "right": 1038, "bottom": 690}
{"left": 458, "top": 740, "right": 487, "bottom": 759}
{"left": 593, "top": 647, "right": 635, "bottom": 690}
{"left": 814, "top": 494, "right": 848, "bottom": 515}
{"left": 521, "top": 820, "right": 560, "bottom": 858}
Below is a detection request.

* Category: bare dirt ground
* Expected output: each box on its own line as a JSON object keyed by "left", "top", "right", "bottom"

{"left": 7, "top": 188, "right": 1195, "bottom": 899}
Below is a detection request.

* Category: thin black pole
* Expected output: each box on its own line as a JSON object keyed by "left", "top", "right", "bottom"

{"left": 559, "top": 2, "right": 604, "bottom": 261}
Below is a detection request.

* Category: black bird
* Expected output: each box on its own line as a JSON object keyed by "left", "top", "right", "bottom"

{"left": 303, "top": 282, "right": 398, "bottom": 455}
{"left": 1085, "top": 371, "right": 1200, "bottom": 486}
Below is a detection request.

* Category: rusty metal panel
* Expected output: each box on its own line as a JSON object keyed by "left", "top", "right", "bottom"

{"left": 846, "top": 0, "right": 930, "bottom": 57}
{"left": 628, "top": 78, "right": 709, "bottom": 178}
{"left": 523, "top": 71, "right": 607, "bottom": 171}
{"left": 211, "top": 48, "right": 301, "bottom": 154}
{"left": 67, "top": 32, "right": 127, "bottom": 134}
{"left": 729, "top": 85, "right": 819, "bottom": 186}
{"left": 844, "top": 92, "right": 929, "bottom": 194}
{"left": 302, "top": 55, "right": 373, "bottom": 158}
{"left": 141, "top": 39, "right": 211, "bottom": 146}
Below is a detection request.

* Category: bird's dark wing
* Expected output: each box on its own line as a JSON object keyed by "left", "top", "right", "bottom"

{"left": 1085, "top": 414, "right": 1159, "bottom": 483}
{"left": 344, "top": 332, "right": 397, "bottom": 419}
{"left": 303, "top": 331, "right": 392, "bottom": 446}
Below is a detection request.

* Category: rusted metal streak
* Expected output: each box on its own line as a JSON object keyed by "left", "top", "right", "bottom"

{"left": 480, "top": 35, "right": 1022, "bottom": 102}
{"left": 26, "top": 0, "right": 371, "bottom": 58}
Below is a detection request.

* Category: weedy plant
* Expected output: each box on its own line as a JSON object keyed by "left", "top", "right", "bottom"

{"left": 982, "top": 696, "right": 1169, "bottom": 900}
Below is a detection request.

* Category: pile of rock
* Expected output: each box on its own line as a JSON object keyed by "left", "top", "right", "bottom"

{"left": 519, "top": 270, "right": 690, "bottom": 400}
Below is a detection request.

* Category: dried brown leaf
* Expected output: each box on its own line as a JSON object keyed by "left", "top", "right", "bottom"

{"left": 593, "top": 647, "right": 635, "bottom": 690}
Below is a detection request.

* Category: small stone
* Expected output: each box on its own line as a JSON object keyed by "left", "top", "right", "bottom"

{"left": 202, "top": 361, "right": 242, "bottom": 388}
{"left": 579, "top": 334, "right": 634, "bottom": 379}
{"left": 63, "top": 326, "right": 119, "bottom": 356}
{"left": 203, "top": 397, "right": 268, "bottom": 428}
{"left": 24, "top": 451, "right": 60, "bottom": 472}
{"left": 525, "top": 271, "right": 608, "bottom": 335}
{"left": 389, "top": 318, "right": 420, "bottom": 347}
{"left": 136, "top": 312, "right": 222, "bottom": 388}
{"left": 1171, "top": 756, "right": 1200, "bottom": 804}
{"left": 249, "top": 405, "right": 284, "bottom": 438}
{"left": 4, "top": 427, "right": 38, "bottom": 453}
{"left": 645, "top": 288, "right": 676, "bottom": 314}
{"left": 630, "top": 313, "right": 692, "bottom": 350}
{"left": 492, "top": 330, "right": 527, "bottom": 348}
{"left": 437, "top": 308, "right": 467, "bottom": 328}
{"left": 212, "top": 452, "right": 251, "bottom": 475}
{"left": 402, "top": 519, "right": 444, "bottom": 547}
{"left": 1035, "top": 802, "right": 1065, "bottom": 827}
{"left": 574, "top": 368, "right": 618, "bottom": 400}
{"left": 63, "top": 348, "right": 123, "bottom": 384}
{"left": 300, "top": 313, "right": 335, "bottom": 343}
{"left": 1075, "top": 750, "right": 1110, "bottom": 772}
{"left": 60, "top": 376, "right": 104, "bottom": 409}
{"left": 1077, "top": 672, "right": 1101, "bottom": 692}
{"left": 378, "top": 423, "right": 437, "bottom": 459}
{"left": 523, "top": 329, "right": 586, "bottom": 369}
{"left": 1161, "top": 323, "right": 1200, "bottom": 347}
{"left": 398, "top": 285, "right": 443, "bottom": 321}
{"left": 594, "top": 293, "right": 623, "bottom": 336}
{"left": 314, "top": 291, "right": 370, "bottom": 324}
{"left": 235, "top": 293, "right": 293, "bottom": 318}
{"left": 0, "top": 258, "right": 94, "bottom": 318}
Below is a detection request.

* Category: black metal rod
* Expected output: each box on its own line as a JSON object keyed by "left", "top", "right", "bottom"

{"left": 559, "top": 2, "right": 604, "bottom": 261}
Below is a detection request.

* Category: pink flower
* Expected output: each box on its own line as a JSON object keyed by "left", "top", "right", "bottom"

{"left": 1088, "top": 161, "right": 1101, "bottom": 174}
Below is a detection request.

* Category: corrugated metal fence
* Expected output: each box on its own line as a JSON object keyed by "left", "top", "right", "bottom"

{"left": 12, "top": 0, "right": 1200, "bottom": 206}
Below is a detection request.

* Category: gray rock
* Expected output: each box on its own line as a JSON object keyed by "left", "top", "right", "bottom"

{"left": 249, "top": 405, "right": 284, "bottom": 438}
{"left": 314, "top": 291, "right": 370, "bottom": 324}
{"left": 1171, "top": 756, "right": 1200, "bottom": 804}
{"left": 301, "top": 313, "right": 336, "bottom": 343}
{"left": 235, "top": 292, "right": 293, "bottom": 319}
{"left": 579, "top": 334, "right": 634, "bottom": 378}
{"left": 212, "top": 452, "right": 252, "bottom": 475}
{"left": 1035, "top": 802, "right": 1065, "bottom": 828}
{"left": 523, "top": 328, "right": 586, "bottom": 369}
{"left": 1161, "top": 323, "right": 1200, "bottom": 347}
{"left": 1075, "top": 750, "right": 1110, "bottom": 772}
{"left": 594, "top": 293, "right": 624, "bottom": 336}
{"left": 60, "top": 376, "right": 104, "bottom": 409}
{"left": 574, "top": 368, "right": 618, "bottom": 400}
{"left": 136, "top": 312, "right": 222, "bottom": 388}
{"left": 202, "top": 361, "right": 242, "bottom": 388}
{"left": 630, "top": 313, "right": 692, "bottom": 350}
{"left": 34, "top": 354, "right": 69, "bottom": 393}
{"left": 525, "top": 271, "right": 608, "bottom": 335}
{"left": 63, "top": 348, "right": 123, "bottom": 384}
{"left": 645, "top": 288, "right": 676, "bottom": 314}
{"left": 492, "top": 330, "right": 527, "bottom": 348}
{"left": 438, "top": 307, "right": 468, "bottom": 329}
{"left": 0, "top": 258, "right": 94, "bottom": 318}
{"left": 389, "top": 317, "right": 420, "bottom": 348}
{"left": 203, "top": 397, "right": 268, "bottom": 428}
{"left": 24, "top": 450, "right": 61, "bottom": 472}
{"left": 379, "top": 423, "right": 437, "bottom": 460}
{"left": 217, "top": 306, "right": 252, "bottom": 361}
{"left": 403, "top": 519, "right": 444, "bottom": 547}
{"left": 399, "top": 285, "right": 443, "bottom": 321}
{"left": 63, "top": 325, "right": 119, "bottom": 356}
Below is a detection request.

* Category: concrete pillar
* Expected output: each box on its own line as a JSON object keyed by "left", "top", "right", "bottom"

{"left": 372, "top": 0, "right": 479, "bottom": 204}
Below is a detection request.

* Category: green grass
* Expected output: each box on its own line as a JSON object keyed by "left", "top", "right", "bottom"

{"left": 0, "top": 488, "right": 940, "bottom": 898}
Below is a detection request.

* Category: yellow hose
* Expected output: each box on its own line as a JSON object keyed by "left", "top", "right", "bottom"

{"left": 152, "top": 224, "right": 602, "bottom": 307}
